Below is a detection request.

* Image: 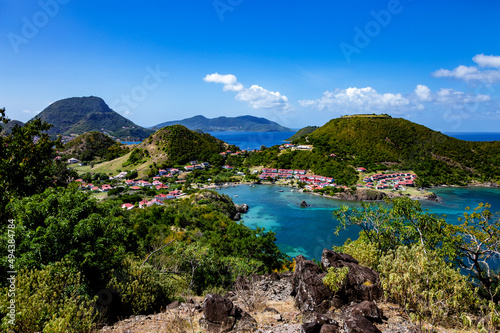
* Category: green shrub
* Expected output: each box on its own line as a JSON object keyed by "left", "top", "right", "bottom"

{"left": 322, "top": 266, "right": 349, "bottom": 293}
{"left": 0, "top": 259, "right": 96, "bottom": 332}
{"left": 339, "top": 233, "right": 380, "bottom": 269}
{"left": 378, "top": 244, "right": 479, "bottom": 325}
{"left": 107, "top": 260, "right": 176, "bottom": 314}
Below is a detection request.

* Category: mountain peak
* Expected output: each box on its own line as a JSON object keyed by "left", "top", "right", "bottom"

{"left": 34, "top": 96, "right": 153, "bottom": 140}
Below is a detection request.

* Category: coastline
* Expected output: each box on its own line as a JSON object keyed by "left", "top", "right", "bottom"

{"left": 205, "top": 181, "right": 440, "bottom": 202}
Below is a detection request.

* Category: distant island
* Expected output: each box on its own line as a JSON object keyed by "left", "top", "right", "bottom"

{"left": 152, "top": 115, "right": 292, "bottom": 132}
{"left": 35, "top": 96, "right": 154, "bottom": 141}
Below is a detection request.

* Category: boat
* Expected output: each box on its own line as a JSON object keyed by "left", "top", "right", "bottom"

{"left": 278, "top": 189, "right": 283, "bottom": 192}
{"left": 234, "top": 194, "right": 238, "bottom": 197}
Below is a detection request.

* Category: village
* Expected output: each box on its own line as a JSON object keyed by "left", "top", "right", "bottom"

{"left": 69, "top": 145, "right": 419, "bottom": 211}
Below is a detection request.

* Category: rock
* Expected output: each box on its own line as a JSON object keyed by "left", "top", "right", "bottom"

{"left": 355, "top": 189, "right": 387, "bottom": 201}
{"left": 235, "top": 203, "right": 249, "bottom": 213}
{"left": 321, "top": 249, "right": 382, "bottom": 304}
{"left": 291, "top": 255, "right": 332, "bottom": 312}
{"left": 166, "top": 300, "right": 181, "bottom": 310}
{"left": 351, "top": 301, "right": 383, "bottom": 322}
{"left": 234, "top": 212, "right": 241, "bottom": 220}
{"left": 234, "top": 310, "right": 258, "bottom": 331}
{"left": 201, "top": 293, "right": 257, "bottom": 333}
{"left": 320, "top": 324, "right": 340, "bottom": 333}
{"left": 274, "top": 313, "right": 283, "bottom": 322}
{"left": 301, "top": 313, "right": 339, "bottom": 333}
{"left": 344, "top": 314, "right": 381, "bottom": 333}
{"left": 203, "top": 294, "right": 234, "bottom": 323}
{"left": 300, "top": 200, "right": 309, "bottom": 208}
{"left": 269, "top": 272, "right": 281, "bottom": 281}
{"left": 301, "top": 322, "right": 322, "bottom": 333}
{"left": 263, "top": 307, "right": 279, "bottom": 314}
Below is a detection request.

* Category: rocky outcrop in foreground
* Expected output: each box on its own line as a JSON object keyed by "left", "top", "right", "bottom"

{"left": 100, "top": 249, "right": 419, "bottom": 333}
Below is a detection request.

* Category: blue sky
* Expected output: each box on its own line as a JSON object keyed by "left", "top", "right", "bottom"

{"left": 1, "top": 0, "right": 500, "bottom": 131}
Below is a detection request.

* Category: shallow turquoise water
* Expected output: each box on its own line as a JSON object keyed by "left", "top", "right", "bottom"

{"left": 217, "top": 185, "right": 500, "bottom": 260}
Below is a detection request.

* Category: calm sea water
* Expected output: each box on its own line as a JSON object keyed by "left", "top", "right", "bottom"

{"left": 206, "top": 131, "right": 296, "bottom": 150}
{"left": 121, "top": 132, "right": 499, "bottom": 147}
{"left": 445, "top": 132, "right": 500, "bottom": 141}
{"left": 217, "top": 185, "right": 500, "bottom": 260}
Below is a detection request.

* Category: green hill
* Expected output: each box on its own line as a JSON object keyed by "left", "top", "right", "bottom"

{"left": 138, "top": 124, "right": 230, "bottom": 166}
{"left": 246, "top": 116, "right": 500, "bottom": 186}
{"left": 80, "top": 125, "right": 232, "bottom": 178}
{"left": 35, "top": 96, "right": 154, "bottom": 140}
{"left": 152, "top": 115, "right": 292, "bottom": 132}
{"left": 61, "top": 131, "right": 129, "bottom": 162}
{"left": 0, "top": 120, "right": 24, "bottom": 135}
{"left": 305, "top": 116, "right": 500, "bottom": 186}
{"left": 287, "top": 126, "right": 318, "bottom": 141}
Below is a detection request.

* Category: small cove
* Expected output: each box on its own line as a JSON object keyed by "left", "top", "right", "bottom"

{"left": 217, "top": 185, "right": 500, "bottom": 260}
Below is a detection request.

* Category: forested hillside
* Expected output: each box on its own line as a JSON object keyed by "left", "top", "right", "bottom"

{"left": 61, "top": 131, "right": 129, "bottom": 162}
{"left": 246, "top": 116, "right": 500, "bottom": 186}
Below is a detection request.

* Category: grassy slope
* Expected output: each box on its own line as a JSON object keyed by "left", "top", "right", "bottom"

{"left": 76, "top": 125, "right": 228, "bottom": 178}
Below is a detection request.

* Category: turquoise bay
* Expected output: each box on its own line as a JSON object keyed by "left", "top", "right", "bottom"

{"left": 217, "top": 185, "right": 500, "bottom": 260}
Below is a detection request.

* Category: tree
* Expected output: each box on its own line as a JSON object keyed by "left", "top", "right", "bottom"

{"left": 452, "top": 203, "right": 500, "bottom": 302}
{"left": 333, "top": 197, "right": 453, "bottom": 257}
{"left": 0, "top": 110, "right": 76, "bottom": 219}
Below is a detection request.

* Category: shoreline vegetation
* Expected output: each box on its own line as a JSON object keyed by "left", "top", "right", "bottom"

{"left": 206, "top": 179, "right": 499, "bottom": 202}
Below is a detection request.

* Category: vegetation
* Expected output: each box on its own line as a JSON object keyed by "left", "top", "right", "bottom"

{"left": 286, "top": 125, "right": 318, "bottom": 141}
{"left": 0, "top": 119, "right": 24, "bottom": 135}
{"left": 322, "top": 266, "right": 349, "bottom": 293}
{"left": 61, "top": 131, "right": 129, "bottom": 162}
{"left": 334, "top": 198, "right": 500, "bottom": 329}
{"left": 153, "top": 115, "right": 292, "bottom": 132}
{"left": 303, "top": 117, "right": 500, "bottom": 186}
{"left": 243, "top": 116, "right": 500, "bottom": 186}
{"left": 0, "top": 112, "right": 286, "bottom": 331}
{"left": 36, "top": 96, "right": 153, "bottom": 140}
{"left": 139, "top": 125, "right": 231, "bottom": 167}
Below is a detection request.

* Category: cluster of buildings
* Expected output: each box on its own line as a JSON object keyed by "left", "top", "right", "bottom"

{"left": 278, "top": 144, "right": 313, "bottom": 151}
{"left": 259, "top": 168, "right": 335, "bottom": 187}
{"left": 361, "top": 172, "right": 417, "bottom": 190}
{"left": 183, "top": 161, "right": 211, "bottom": 171}
{"left": 137, "top": 190, "right": 182, "bottom": 208}
{"left": 74, "top": 175, "right": 183, "bottom": 210}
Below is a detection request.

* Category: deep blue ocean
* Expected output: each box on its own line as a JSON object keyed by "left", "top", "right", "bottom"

{"left": 217, "top": 185, "right": 500, "bottom": 260}
{"left": 445, "top": 132, "right": 500, "bottom": 142}
{"left": 206, "top": 131, "right": 296, "bottom": 150}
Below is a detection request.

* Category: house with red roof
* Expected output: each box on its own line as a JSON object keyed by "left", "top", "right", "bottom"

{"left": 121, "top": 203, "right": 134, "bottom": 210}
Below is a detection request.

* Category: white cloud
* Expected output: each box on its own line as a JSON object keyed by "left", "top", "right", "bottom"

{"left": 414, "top": 85, "right": 432, "bottom": 101}
{"left": 204, "top": 73, "right": 292, "bottom": 112}
{"left": 235, "top": 85, "right": 292, "bottom": 111}
{"left": 473, "top": 54, "right": 500, "bottom": 68}
{"left": 203, "top": 73, "right": 243, "bottom": 91}
{"left": 414, "top": 85, "right": 491, "bottom": 108}
{"left": 432, "top": 54, "right": 500, "bottom": 84}
{"left": 298, "top": 87, "right": 410, "bottom": 113}
{"left": 22, "top": 109, "right": 40, "bottom": 115}
{"left": 122, "top": 110, "right": 133, "bottom": 116}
